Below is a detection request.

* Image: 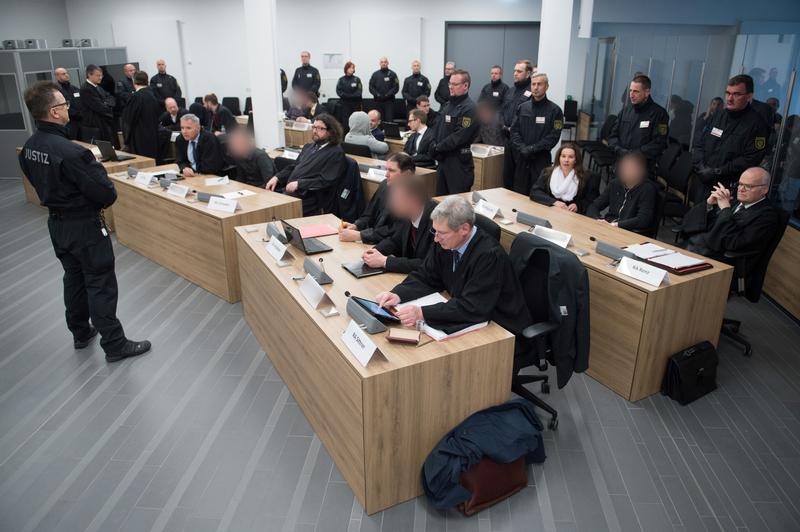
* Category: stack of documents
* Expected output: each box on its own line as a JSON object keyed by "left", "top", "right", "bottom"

{"left": 626, "top": 243, "right": 707, "bottom": 270}
{"left": 396, "top": 293, "right": 488, "bottom": 341}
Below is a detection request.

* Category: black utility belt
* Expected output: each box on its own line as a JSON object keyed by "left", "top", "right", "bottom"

{"left": 48, "top": 209, "right": 100, "bottom": 220}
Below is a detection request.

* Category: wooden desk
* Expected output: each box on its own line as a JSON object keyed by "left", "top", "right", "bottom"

{"left": 109, "top": 164, "right": 301, "bottom": 303}
{"left": 236, "top": 114, "right": 248, "bottom": 126}
{"left": 385, "top": 140, "right": 504, "bottom": 191}
{"left": 236, "top": 214, "right": 514, "bottom": 514}
{"left": 763, "top": 223, "right": 800, "bottom": 320}
{"left": 442, "top": 188, "right": 733, "bottom": 402}
{"left": 283, "top": 121, "right": 313, "bottom": 147}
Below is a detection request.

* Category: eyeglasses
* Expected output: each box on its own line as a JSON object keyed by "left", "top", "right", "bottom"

{"left": 311, "top": 125, "right": 327, "bottom": 131}
{"left": 448, "top": 81, "right": 465, "bottom": 87}
{"left": 725, "top": 91, "right": 747, "bottom": 98}
{"left": 50, "top": 101, "right": 70, "bottom": 110}
{"left": 735, "top": 182, "right": 767, "bottom": 191}
{"left": 428, "top": 228, "right": 453, "bottom": 237}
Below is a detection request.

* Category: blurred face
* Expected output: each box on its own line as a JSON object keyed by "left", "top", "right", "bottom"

{"left": 559, "top": 148, "right": 577, "bottom": 172}
{"left": 301, "top": 52, "right": 310, "bottom": 66}
{"left": 385, "top": 160, "right": 400, "bottom": 181}
{"left": 411, "top": 61, "right": 421, "bottom": 75}
{"left": 165, "top": 98, "right": 178, "bottom": 114}
{"left": 736, "top": 169, "right": 769, "bottom": 204}
{"left": 379, "top": 57, "right": 389, "bottom": 69}
{"left": 628, "top": 81, "right": 649, "bottom": 105}
{"left": 490, "top": 67, "right": 502, "bottom": 82}
{"left": 156, "top": 60, "right": 166, "bottom": 74}
{"left": 432, "top": 218, "right": 471, "bottom": 250}
{"left": 311, "top": 119, "right": 329, "bottom": 142}
{"left": 513, "top": 63, "right": 529, "bottom": 83}
{"left": 725, "top": 82, "right": 752, "bottom": 111}
{"left": 227, "top": 131, "right": 253, "bottom": 158}
{"left": 181, "top": 119, "right": 200, "bottom": 141}
{"left": 87, "top": 68, "right": 103, "bottom": 84}
{"left": 766, "top": 98, "right": 779, "bottom": 112}
{"left": 416, "top": 100, "right": 430, "bottom": 114}
{"left": 476, "top": 104, "right": 493, "bottom": 124}
{"left": 709, "top": 98, "right": 722, "bottom": 114}
{"left": 618, "top": 158, "right": 645, "bottom": 188}
{"left": 346, "top": 64, "right": 355, "bottom": 76}
{"left": 444, "top": 63, "right": 455, "bottom": 76}
{"left": 48, "top": 90, "right": 70, "bottom": 125}
{"left": 54, "top": 68, "right": 70, "bottom": 83}
{"left": 530, "top": 76, "right": 548, "bottom": 100}
{"left": 449, "top": 73, "right": 469, "bottom": 97}
{"left": 388, "top": 184, "right": 419, "bottom": 218}
{"left": 124, "top": 64, "right": 136, "bottom": 79}
{"left": 368, "top": 110, "right": 380, "bottom": 129}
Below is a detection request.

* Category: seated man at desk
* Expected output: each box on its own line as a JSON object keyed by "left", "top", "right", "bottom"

{"left": 530, "top": 142, "right": 599, "bottom": 214}
{"left": 345, "top": 111, "right": 389, "bottom": 158}
{"left": 683, "top": 167, "right": 781, "bottom": 261}
{"left": 159, "top": 97, "right": 187, "bottom": 131}
{"left": 368, "top": 110, "right": 385, "bottom": 141}
{"left": 226, "top": 129, "right": 275, "bottom": 188}
{"left": 363, "top": 173, "right": 437, "bottom": 274}
{"left": 416, "top": 95, "right": 439, "bottom": 128}
{"left": 404, "top": 109, "right": 436, "bottom": 168}
{"left": 175, "top": 113, "right": 225, "bottom": 177}
{"left": 586, "top": 151, "right": 658, "bottom": 234}
{"left": 339, "top": 152, "right": 415, "bottom": 243}
{"left": 203, "top": 93, "right": 237, "bottom": 135}
{"left": 267, "top": 113, "right": 346, "bottom": 216}
{"left": 375, "top": 196, "right": 530, "bottom": 334}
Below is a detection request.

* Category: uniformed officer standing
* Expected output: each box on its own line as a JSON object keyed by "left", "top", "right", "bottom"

{"left": 54, "top": 67, "right": 82, "bottom": 140}
{"left": 292, "top": 51, "right": 321, "bottom": 97}
{"left": 692, "top": 74, "right": 770, "bottom": 201}
{"left": 336, "top": 61, "right": 363, "bottom": 127}
{"left": 116, "top": 63, "right": 137, "bottom": 110}
{"left": 18, "top": 81, "right": 151, "bottom": 363}
{"left": 401, "top": 60, "right": 431, "bottom": 112}
{"left": 501, "top": 60, "right": 533, "bottom": 129}
{"left": 506, "top": 73, "right": 564, "bottom": 194}
{"left": 430, "top": 69, "right": 480, "bottom": 194}
{"left": 369, "top": 56, "right": 400, "bottom": 122}
{"left": 479, "top": 65, "right": 509, "bottom": 110}
{"left": 149, "top": 59, "right": 182, "bottom": 108}
{"left": 608, "top": 74, "right": 669, "bottom": 175}
{"left": 434, "top": 62, "right": 455, "bottom": 108}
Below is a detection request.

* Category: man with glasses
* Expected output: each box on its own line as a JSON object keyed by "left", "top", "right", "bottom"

{"left": 404, "top": 109, "right": 435, "bottom": 168}
{"left": 429, "top": 69, "right": 480, "bottom": 194}
{"left": 684, "top": 167, "right": 781, "bottom": 262}
{"left": 267, "top": 113, "right": 346, "bottom": 216}
{"left": 18, "top": 81, "right": 151, "bottom": 363}
{"left": 692, "top": 75, "right": 770, "bottom": 201}
{"left": 375, "top": 196, "right": 530, "bottom": 335}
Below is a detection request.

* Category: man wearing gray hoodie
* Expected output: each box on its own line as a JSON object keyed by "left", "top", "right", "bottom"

{"left": 345, "top": 111, "right": 389, "bottom": 158}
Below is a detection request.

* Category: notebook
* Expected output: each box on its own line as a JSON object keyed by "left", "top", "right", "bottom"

{"left": 649, "top": 252, "right": 706, "bottom": 270}
{"left": 626, "top": 242, "right": 675, "bottom": 260}
{"left": 396, "top": 293, "right": 489, "bottom": 341}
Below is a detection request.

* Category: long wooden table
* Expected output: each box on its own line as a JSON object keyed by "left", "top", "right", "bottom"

{"left": 764, "top": 223, "right": 800, "bottom": 320}
{"left": 444, "top": 188, "right": 734, "bottom": 402}
{"left": 108, "top": 164, "right": 301, "bottom": 303}
{"left": 236, "top": 214, "right": 515, "bottom": 514}
{"left": 387, "top": 139, "right": 504, "bottom": 191}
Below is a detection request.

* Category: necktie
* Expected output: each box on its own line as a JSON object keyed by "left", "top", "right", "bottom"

{"left": 410, "top": 225, "right": 418, "bottom": 247}
{"left": 733, "top": 203, "right": 743, "bottom": 215}
{"left": 411, "top": 133, "right": 419, "bottom": 154}
{"left": 453, "top": 250, "right": 461, "bottom": 272}
{"left": 189, "top": 140, "right": 197, "bottom": 170}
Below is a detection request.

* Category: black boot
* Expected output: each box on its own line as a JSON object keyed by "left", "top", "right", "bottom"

{"left": 74, "top": 326, "right": 98, "bottom": 349}
{"left": 105, "top": 340, "right": 152, "bottom": 363}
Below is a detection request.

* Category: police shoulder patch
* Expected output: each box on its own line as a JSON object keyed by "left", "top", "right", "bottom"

{"left": 755, "top": 136, "right": 766, "bottom": 150}
{"left": 658, "top": 123, "right": 668, "bottom": 135}
{"left": 462, "top": 116, "right": 472, "bottom": 128}
{"left": 554, "top": 119, "right": 563, "bottom": 130}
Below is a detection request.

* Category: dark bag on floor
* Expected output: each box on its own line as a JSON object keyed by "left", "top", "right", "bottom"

{"left": 458, "top": 456, "right": 528, "bottom": 516}
{"left": 661, "top": 341, "right": 718, "bottom": 405}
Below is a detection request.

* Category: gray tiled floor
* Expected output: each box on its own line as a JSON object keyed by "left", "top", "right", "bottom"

{"left": 1, "top": 177, "right": 799, "bottom": 532}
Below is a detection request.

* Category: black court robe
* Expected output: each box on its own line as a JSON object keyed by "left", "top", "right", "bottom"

{"left": 175, "top": 130, "right": 226, "bottom": 175}
{"left": 391, "top": 228, "right": 531, "bottom": 335}
{"left": 276, "top": 143, "right": 346, "bottom": 216}
{"left": 375, "top": 200, "right": 437, "bottom": 274}
{"left": 79, "top": 81, "right": 115, "bottom": 143}
{"left": 353, "top": 179, "right": 395, "bottom": 244}
{"left": 122, "top": 87, "right": 161, "bottom": 159}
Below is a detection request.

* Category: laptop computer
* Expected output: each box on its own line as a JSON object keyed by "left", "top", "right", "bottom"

{"left": 381, "top": 122, "right": 402, "bottom": 140}
{"left": 94, "top": 140, "right": 135, "bottom": 162}
{"left": 342, "top": 261, "right": 385, "bottom": 279}
{"left": 280, "top": 220, "right": 333, "bottom": 255}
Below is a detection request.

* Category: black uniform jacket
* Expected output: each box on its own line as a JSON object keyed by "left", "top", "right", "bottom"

{"left": 501, "top": 78, "right": 531, "bottom": 127}
{"left": 434, "top": 76, "right": 450, "bottom": 106}
{"left": 292, "top": 65, "right": 321, "bottom": 94}
{"left": 608, "top": 96, "right": 669, "bottom": 162}
{"left": 510, "top": 96, "right": 564, "bottom": 156}
{"left": 353, "top": 179, "right": 395, "bottom": 245}
{"left": 530, "top": 168, "right": 600, "bottom": 214}
{"left": 430, "top": 93, "right": 479, "bottom": 161}
{"left": 276, "top": 142, "right": 346, "bottom": 215}
{"left": 336, "top": 75, "right": 363, "bottom": 101}
{"left": 175, "top": 130, "right": 226, "bottom": 175}
{"left": 478, "top": 79, "right": 509, "bottom": 108}
{"left": 401, "top": 73, "right": 431, "bottom": 107}
{"left": 391, "top": 228, "right": 532, "bottom": 335}
{"left": 369, "top": 68, "right": 399, "bottom": 101}
{"left": 375, "top": 200, "right": 438, "bottom": 274}
{"left": 586, "top": 178, "right": 658, "bottom": 234}
{"left": 149, "top": 73, "right": 182, "bottom": 103}
{"left": 58, "top": 81, "right": 83, "bottom": 138}
{"left": 122, "top": 87, "right": 161, "bottom": 159}
{"left": 403, "top": 127, "right": 436, "bottom": 168}
{"left": 19, "top": 121, "right": 117, "bottom": 210}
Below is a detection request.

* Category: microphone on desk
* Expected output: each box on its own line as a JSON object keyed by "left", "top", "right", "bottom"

{"left": 589, "top": 236, "right": 597, "bottom": 242}
{"left": 344, "top": 290, "right": 351, "bottom": 298}
{"left": 319, "top": 257, "right": 326, "bottom": 273}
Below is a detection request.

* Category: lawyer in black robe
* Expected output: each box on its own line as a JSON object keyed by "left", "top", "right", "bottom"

{"left": 272, "top": 142, "right": 346, "bottom": 216}
{"left": 352, "top": 180, "right": 395, "bottom": 244}
{"left": 79, "top": 80, "right": 115, "bottom": 143}
{"left": 122, "top": 85, "right": 161, "bottom": 159}
{"left": 373, "top": 200, "right": 438, "bottom": 274}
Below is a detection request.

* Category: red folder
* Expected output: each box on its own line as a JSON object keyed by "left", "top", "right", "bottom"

{"left": 299, "top": 224, "right": 338, "bottom": 239}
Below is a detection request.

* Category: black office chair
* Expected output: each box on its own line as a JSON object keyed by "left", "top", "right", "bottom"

{"left": 562, "top": 100, "right": 578, "bottom": 139}
{"left": 474, "top": 213, "right": 501, "bottom": 242}
{"left": 222, "top": 97, "right": 241, "bottom": 116}
{"left": 661, "top": 151, "right": 694, "bottom": 234}
{"left": 646, "top": 189, "right": 666, "bottom": 238}
{"left": 655, "top": 142, "right": 681, "bottom": 188}
{"left": 721, "top": 210, "right": 790, "bottom": 356}
{"left": 243, "top": 96, "right": 252, "bottom": 116}
{"left": 194, "top": 96, "right": 203, "bottom": 105}
{"left": 176, "top": 97, "right": 186, "bottom": 110}
{"left": 342, "top": 142, "right": 373, "bottom": 158}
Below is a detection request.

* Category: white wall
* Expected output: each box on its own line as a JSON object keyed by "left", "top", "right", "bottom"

{"left": 0, "top": 0, "right": 69, "bottom": 45}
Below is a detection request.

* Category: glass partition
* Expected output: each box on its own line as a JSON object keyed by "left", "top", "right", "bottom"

{"left": 0, "top": 74, "right": 25, "bottom": 130}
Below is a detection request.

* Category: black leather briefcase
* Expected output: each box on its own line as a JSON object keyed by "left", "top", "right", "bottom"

{"left": 661, "top": 341, "right": 718, "bottom": 405}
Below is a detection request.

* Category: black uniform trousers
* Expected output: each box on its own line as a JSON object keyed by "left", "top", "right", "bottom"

{"left": 436, "top": 150, "right": 474, "bottom": 195}
{"left": 374, "top": 100, "right": 395, "bottom": 123}
{"left": 340, "top": 100, "right": 362, "bottom": 131}
{"left": 48, "top": 213, "right": 126, "bottom": 353}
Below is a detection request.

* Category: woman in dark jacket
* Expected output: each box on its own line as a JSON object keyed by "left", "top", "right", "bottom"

{"left": 586, "top": 151, "right": 658, "bottom": 234}
{"left": 336, "top": 61, "right": 363, "bottom": 128}
{"left": 530, "top": 142, "right": 599, "bottom": 214}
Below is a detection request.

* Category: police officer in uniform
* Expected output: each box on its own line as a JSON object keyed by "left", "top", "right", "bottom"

{"left": 116, "top": 63, "right": 137, "bottom": 110}
{"left": 369, "top": 56, "right": 400, "bottom": 122}
{"left": 479, "top": 65, "right": 509, "bottom": 110}
{"left": 336, "top": 61, "right": 363, "bottom": 128}
{"left": 501, "top": 60, "right": 533, "bottom": 129}
{"left": 430, "top": 69, "right": 480, "bottom": 194}
{"left": 150, "top": 59, "right": 182, "bottom": 108}
{"left": 507, "top": 73, "right": 564, "bottom": 194}
{"left": 692, "top": 74, "right": 770, "bottom": 201}
{"left": 434, "top": 61, "right": 455, "bottom": 108}
{"left": 54, "top": 67, "right": 82, "bottom": 140}
{"left": 292, "top": 51, "right": 321, "bottom": 97}
{"left": 608, "top": 74, "right": 669, "bottom": 175}
{"left": 18, "top": 82, "right": 151, "bottom": 363}
{"left": 402, "top": 60, "right": 431, "bottom": 113}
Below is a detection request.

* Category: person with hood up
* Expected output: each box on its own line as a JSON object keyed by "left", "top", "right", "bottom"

{"left": 344, "top": 111, "right": 389, "bottom": 158}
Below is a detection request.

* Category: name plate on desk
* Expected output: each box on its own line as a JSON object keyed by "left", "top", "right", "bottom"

{"left": 532, "top": 226, "right": 572, "bottom": 248}
{"left": 475, "top": 199, "right": 504, "bottom": 220}
{"left": 266, "top": 237, "right": 293, "bottom": 266}
{"left": 284, "top": 150, "right": 300, "bottom": 161}
{"left": 205, "top": 176, "right": 230, "bottom": 186}
{"left": 167, "top": 183, "right": 189, "bottom": 198}
{"left": 342, "top": 319, "right": 379, "bottom": 367}
{"left": 616, "top": 257, "right": 668, "bottom": 287}
{"left": 207, "top": 196, "right": 238, "bottom": 213}
{"left": 367, "top": 168, "right": 387, "bottom": 180}
{"left": 299, "top": 274, "right": 338, "bottom": 316}
{"left": 134, "top": 172, "right": 153, "bottom": 186}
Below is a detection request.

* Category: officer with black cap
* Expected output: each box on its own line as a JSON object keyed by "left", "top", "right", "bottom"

{"left": 692, "top": 74, "right": 770, "bottom": 201}
{"left": 429, "top": 69, "right": 480, "bottom": 194}
{"left": 18, "top": 81, "right": 151, "bottom": 363}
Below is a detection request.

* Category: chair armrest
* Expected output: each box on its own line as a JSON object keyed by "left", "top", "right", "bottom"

{"left": 522, "top": 321, "right": 559, "bottom": 339}
{"left": 723, "top": 249, "right": 759, "bottom": 260}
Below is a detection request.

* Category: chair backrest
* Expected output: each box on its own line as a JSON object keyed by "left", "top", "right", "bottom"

{"left": 222, "top": 97, "right": 241, "bottom": 116}
{"left": 243, "top": 96, "right": 252, "bottom": 115}
{"left": 646, "top": 189, "right": 666, "bottom": 238}
{"left": 599, "top": 114, "right": 617, "bottom": 141}
{"left": 508, "top": 237, "right": 550, "bottom": 325}
{"left": 744, "top": 209, "right": 790, "bottom": 302}
{"left": 656, "top": 142, "right": 681, "bottom": 178}
{"left": 665, "top": 151, "right": 693, "bottom": 193}
{"left": 194, "top": 96, "right": 203, "bottom": 105}
{"left": 333, "top": 156, "right": 366, "bottom": 222}
{"left": 563, "top": 100, "right": 578, "bottom": 122}
{"left": 474, "top": 213, "right": 501, "bottom": 242}
{"left": 176, "top": 97, "right": 186, "bottom": 109}
{"left": 342, "top": 142, "right": 373, "bottom": 158}
{"left": 576, "top": 111, "right": 591, "bottom": 141}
